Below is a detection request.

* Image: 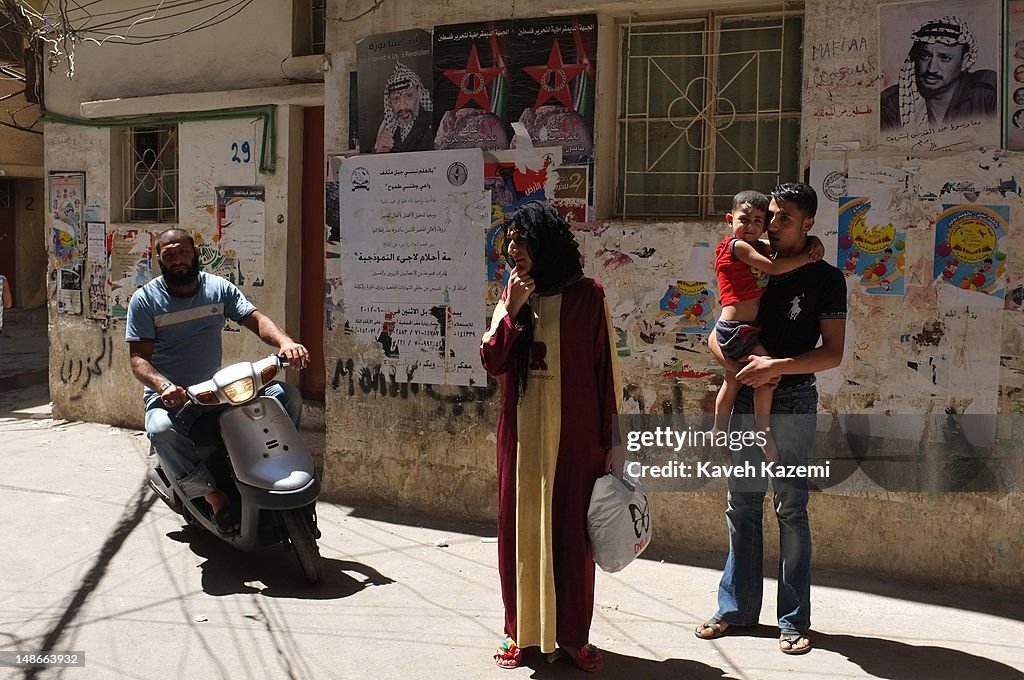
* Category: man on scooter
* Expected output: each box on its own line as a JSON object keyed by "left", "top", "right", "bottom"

{"left": 126, "top": 228, "right": 309, "bottom": 535}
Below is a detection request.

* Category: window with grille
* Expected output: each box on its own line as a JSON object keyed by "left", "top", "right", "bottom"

{"left": 311, "top": 0, "right": 326, "bottom": 54}
{"left": 121, "top": 125, "right": 178, "bottom": 223}
{"left": 617, "top": 10, "right": 803, "bottom": 219}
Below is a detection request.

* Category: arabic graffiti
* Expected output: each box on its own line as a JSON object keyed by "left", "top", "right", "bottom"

{"left": 58, "top": 332, "right": 114, "bottom": 399}
{"left": 330, "top": 358, "right": 498, "bottom": 416}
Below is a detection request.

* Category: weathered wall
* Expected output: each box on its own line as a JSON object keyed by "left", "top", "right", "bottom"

{"left": 15, "top": 179, "right": 45, "bottom": 309}
{"left": 319, "top": 0, "right": 1024, "bottom": 593}
{"left": 43, "top": 0, "right": 298, "bottom": 117}
{"left": 0, "top": 80, "right": 42, "bottom": 176}
{"left": 44, "top": 106, "right": 305, "bottom": 426}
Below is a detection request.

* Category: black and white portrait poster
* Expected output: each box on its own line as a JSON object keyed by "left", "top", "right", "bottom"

{"left": 356, "top": 29, "right": 434, "bottom": 155}
{"left": 878, "top": 0, "right": 999, "bottom": 151}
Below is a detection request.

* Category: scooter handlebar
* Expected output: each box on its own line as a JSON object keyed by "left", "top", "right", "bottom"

{"left": 277, "top": 353, "right": 290, "bottom": 368}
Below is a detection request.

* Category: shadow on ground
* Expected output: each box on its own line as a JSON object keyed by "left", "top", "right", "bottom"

{"left": 168, "top": 528, "right": 395, "bottom": 599}
{"left": 518, "top": 647, "right": 730, "bottom": 679}
{"left": 814, "top": 632, "right": 1024, "bottom": 680}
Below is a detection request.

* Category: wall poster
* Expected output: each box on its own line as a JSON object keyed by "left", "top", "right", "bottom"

{"left": 338, "top": 148, "right": 488, "bottom": 385}
{"left": 878, "top": 0, "right": 1000, "bottom": 151}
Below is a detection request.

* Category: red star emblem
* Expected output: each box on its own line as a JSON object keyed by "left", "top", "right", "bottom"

{"left": 523, "top": 40, "right": 587, "bottom": 109}
{"left": 443, "top": 43, "right": 502, "bottom": 110}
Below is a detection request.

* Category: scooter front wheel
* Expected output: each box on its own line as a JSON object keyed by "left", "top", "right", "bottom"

{"left": 282, "top": 507, "right": 323, "bottom": 584}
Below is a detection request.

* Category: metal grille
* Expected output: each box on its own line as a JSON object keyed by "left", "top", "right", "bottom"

{"left": 618, "top": 10, "right": 803, "bottom": 219}
{"left": 311, "top": 0, "right": 326, "bottom": 55}
{"left": 122, "top": 126, "right": 178, "bottom": 223}
{"left": 0, "top": 180, "right": 10, "bottom": 208}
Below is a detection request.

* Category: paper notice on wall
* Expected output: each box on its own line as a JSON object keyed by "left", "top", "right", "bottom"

{"left": 86, "top": 222, "right": 107, "bottom": 319}
{"left": 57, "top": 264, "right": 83, "bottom": 315}
{"left": 107, "top": 230, "right": 152, "bottom": 320}
{"left": 217, "top": 186, "right": 266, "bottom": 287}
{"left": 339, "top": 148, "right": 487, "bottom": 385}
{"left": 49, "top": 172, "right": 85, "bottom": 272}
{"left": 810, "top": 160, "right": 846, "bottom": 266}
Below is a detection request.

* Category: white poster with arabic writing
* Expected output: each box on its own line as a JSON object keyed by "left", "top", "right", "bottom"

{"left": 217, "top": 186, "right": 266, "bottom": 287}
{"left": 339, "top": 148, "right": 487, "bottom": 386}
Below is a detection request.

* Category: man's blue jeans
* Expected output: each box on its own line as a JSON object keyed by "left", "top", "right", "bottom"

{"left": 714, "top": 379, "right": 817, "bottom": 636}
{"left": 145, "top": 381, "right": 303, "bottom": 499}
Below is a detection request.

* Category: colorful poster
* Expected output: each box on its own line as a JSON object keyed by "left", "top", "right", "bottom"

{"left": 49, "top": 173, "right": 85, "bottom": 272}
{"left": 216, "top": 186, "right": 266, "bottom": 287}
{"left": 485, "top": 205, "right": 510, "bottom": 307}
{"left": 837, "top": 197, "right": 907, "bottom": 295}
{"left": 357, "top": 29, "right": 433, "bottom": 154}
{"left": 878, "top": 0, "right": 1000, "bottom": 151}
{"left": 510, "top": 15, "right": 597, "bottom": 164}
{"left": 107, "top": 230, "right": 152, "bottom": 320}
{"left": 1008, "top": 0, "right": 1024, "bottom": 150}
{"left": 658, "top": 281, "right": 716, "bottom": 334}
{"left": 933, "top": 204, "right": 1008, "bottom": 298}
{"left": 550, "top": 165, "right": 589, "bottom": 223}
{"left": 338, "top": 149, "right": 487, "bottom": 385}
{"left": 433, "top": 21, "right": 514, "bottom": 151}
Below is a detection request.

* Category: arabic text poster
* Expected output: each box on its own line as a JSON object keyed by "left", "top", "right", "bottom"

{"left": 216, "top": 186, "right": 266, "bottom": 287}
{"left": 339, "top": 148, "right": 487, "bottom": 385}
{"left": 657, "top": 281, "right": 716, "bottom": 335}
{"left": 509, "top": 15, "right": 597, "bottom": 164}
{"left": 933, "top": 204, "right": 1008, "bottom": 298}
{"left": 837, "top": 196, "right": 906, "bottom": 295}
{"left": 433, "top": 21, "right": 514, "bottom": 152}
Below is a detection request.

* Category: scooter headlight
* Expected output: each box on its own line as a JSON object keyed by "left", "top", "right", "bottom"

{"left": 222, "top": 377, "right": 255, "bottom": 404}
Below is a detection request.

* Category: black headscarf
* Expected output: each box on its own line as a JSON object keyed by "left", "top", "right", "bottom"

{"left": 501, "top": 201, "right": 584, "bottom": 396}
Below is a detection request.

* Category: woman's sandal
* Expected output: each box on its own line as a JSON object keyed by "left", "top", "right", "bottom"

{"left": 560, "top": 644, "right": 603, "bottom": 673}
{"left": 494, "top": 637, "right": 521, "bottom": 669}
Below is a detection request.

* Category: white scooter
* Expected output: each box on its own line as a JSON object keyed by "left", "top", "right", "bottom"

{"left": 147, "top": 355, "right": 323, "bottom": 583}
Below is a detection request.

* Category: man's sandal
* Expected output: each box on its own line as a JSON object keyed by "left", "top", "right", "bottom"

{"left": 779, "top": 633, "right": 812, "bottom": 655}
{"left": 494, "top": 637, "right": 521, "bottom": 669}
{"left": 694, "top": 618, "right": 730, "bottom": 640}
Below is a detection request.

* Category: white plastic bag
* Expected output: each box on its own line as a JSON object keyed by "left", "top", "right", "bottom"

{"left": 587, "top": 474, "right": 652, "bottom": 573}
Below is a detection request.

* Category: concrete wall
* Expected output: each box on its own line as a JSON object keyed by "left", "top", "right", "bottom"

{"left": 0, "top": 80, "right": 42, "bottom": 176}
{"left": 318, "top": 0, "right": 1024, "bottom": 593}
{"left": 44, "top": 107, "right": 306, "bottom": 426}
{"left": 43, "top": 0, "right": 298, "bottom": 117}
{"left": 41, "top": 0, "right": 315, "bottom": 431}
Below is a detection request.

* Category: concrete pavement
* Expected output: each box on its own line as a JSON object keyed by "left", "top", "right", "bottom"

{"left": 1, "top": 312, "right": 1023, "bottom": 679}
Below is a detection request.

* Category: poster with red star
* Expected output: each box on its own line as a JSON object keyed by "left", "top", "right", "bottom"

{"left": 433, "top": 21, "right": 514, "bottom": 151}
{"left": 510, "top": 15, "right": 597, "bottom": 164}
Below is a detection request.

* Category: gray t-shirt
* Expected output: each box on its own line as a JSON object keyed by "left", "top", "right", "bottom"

{"left": 125, "top": 272, "right": 256, "bottom": 405}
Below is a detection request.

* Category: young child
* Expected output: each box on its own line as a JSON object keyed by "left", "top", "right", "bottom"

{"left": 712, "top": 190, "right": 822, "bottom": 460}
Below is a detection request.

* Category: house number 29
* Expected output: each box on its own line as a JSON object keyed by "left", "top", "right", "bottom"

{"left": 231, "top": 141, "right": 251, "bottom": 163}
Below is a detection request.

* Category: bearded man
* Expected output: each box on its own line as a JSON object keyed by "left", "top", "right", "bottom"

{"left": 125, "top": 229, "right": 309, "bottom": 535}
